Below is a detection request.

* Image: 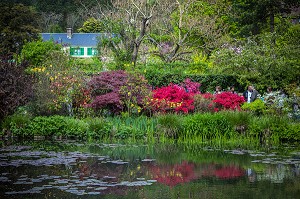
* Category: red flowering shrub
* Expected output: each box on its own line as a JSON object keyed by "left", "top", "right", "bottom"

{"left": 213, "top": 92, "right": 245, "bottom": 111}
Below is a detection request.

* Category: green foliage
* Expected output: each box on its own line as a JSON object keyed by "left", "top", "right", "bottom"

{"left": 157, "top": 114, "right": 183, "bottom": 139}
{"left": 21, "top": 40, "right": 61, "bottom": 67}
{"left": 13, "top": 115, "right": 88, "bottom": 138}
{"left": 211, "top": 32, "right": 300, "bottom": 90}
{"left": 142, "top": 65, "right": 241, "bottom": 92}
{"left": 72, "top": 58, "right": 103, "bottom": 75}
{"left": 1, "top": 113, "right": 32, "bottom": 137}
{"left": 182, "top": 113, "right": 233, "bottom": 140}
{"left": 220, "top": 111, "right": 253, "bottom": 135}
{"left": 84, "top": 117, "right": 112, "bottom": 139}
{"left": 0, "top": 3, "right": 39, "bottom": 54}
{"left": 241, "top": 100, "right": 266, "bottom": 115}
{"left": 248, "top": 116, "right": 291, "bottom": 145}
{"left": 119, "top": 71, "right": 151, "bottom": 116}
{"left": 28, "top": 51, "right": 88, "bottom": 116}
{"left": 78, "top": 17, "right": 104, "bottom": 33}
{"left": 281, "top": 122, "right": 300, "bottom": 141}
{"left": 114, "top": 124, "right": 134, "bottom": 139}
{"left": 229, "top": 0, "right": 300, "bottom": 37}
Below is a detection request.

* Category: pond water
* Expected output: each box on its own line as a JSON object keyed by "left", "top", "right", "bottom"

{"left": 0, "top": 141, "right": 299, "bottom": 199}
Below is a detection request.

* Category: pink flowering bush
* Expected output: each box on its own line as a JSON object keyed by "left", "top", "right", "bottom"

{"left": 180, "top": 78, "right": 201, "bottom": 94}
{"left": 150, "top": 79, "right": 201, "bottom": 114}
{"left": 213, "top": 92, "right": 245, "bottom": 111}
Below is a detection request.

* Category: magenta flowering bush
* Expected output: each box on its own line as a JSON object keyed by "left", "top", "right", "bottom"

{"left": 150, "top": 79, "right": 201, "bottom": 114}
{"left": 181, "top": 78, "right": 201, "bottom": 94}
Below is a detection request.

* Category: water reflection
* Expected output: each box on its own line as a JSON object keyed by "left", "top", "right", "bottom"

{"left": 0, "top": 141, "right": 299, "bottom": 198}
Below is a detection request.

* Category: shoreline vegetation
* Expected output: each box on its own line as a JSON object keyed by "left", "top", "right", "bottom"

{"left": 1, "top": 112, "right": 299, "bottom": 149}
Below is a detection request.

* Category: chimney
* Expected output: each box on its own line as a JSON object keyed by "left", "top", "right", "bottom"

{"left": 66, "top": 28, "right": 73, "bottom": 39}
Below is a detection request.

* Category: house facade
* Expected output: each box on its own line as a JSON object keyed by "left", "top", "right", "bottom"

{"left": 41, "top": 28, "right": 101, "bottom": 58}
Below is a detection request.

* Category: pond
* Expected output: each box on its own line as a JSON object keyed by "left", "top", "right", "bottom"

{"left": 0, "top": 140, "right": 299, "bottom": 199}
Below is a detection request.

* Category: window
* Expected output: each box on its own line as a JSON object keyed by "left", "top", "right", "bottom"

{"left": 70, "top": 47, "right": 84, "bottom": 56}
{"left": 87, "top": 48, "right": 98, "bottom": 56}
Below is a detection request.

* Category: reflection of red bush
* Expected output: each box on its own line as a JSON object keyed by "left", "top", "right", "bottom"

{"left": 151, "top": 161, "right": 196, "bottom": 187}
{"left": 214, "top": 165, "right": 245, "bottom": 179}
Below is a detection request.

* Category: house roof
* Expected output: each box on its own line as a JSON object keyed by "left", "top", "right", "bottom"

{"left": 41, "top": 33, "right": 102, "bottom": 47}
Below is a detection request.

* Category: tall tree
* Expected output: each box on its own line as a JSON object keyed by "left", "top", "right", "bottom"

{"left": 148, "top": 0, "right": 230, "bottom": 62}
{"left": 229, "top": 0, "right": 300, "bottom": 37}
{"left": 0, "top": 3, "right": 40, "bottom": 55}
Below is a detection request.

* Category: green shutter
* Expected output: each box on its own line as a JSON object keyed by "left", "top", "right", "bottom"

{"left": 80, "top": 48, "right": 84, "bottom": 55}
{"left": 70, "top": 47, "right": 74, "bottom": 55}
{"left": 87, "top": 48, "right": 92, "bottom": 55}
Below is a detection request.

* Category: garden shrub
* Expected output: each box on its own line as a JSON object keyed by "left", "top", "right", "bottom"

{"left": 119, "top": 72, "right": 152, "bottom": 116}
{"left": 193, "top": 93, "right": 216, "bottom": 113}
{"left": 2, "top": 113, "right": 32, "bottom": 137}
{"left": 87, "top": 70, "right": 128, "bottom": 115}
{"left": 0, "top": 56, "right": 33, "bottom": 121}
{"left": 282, "top": 123, "right": 300, "bottom": 141}
{"left": 87, "top": 70, "right": 151, "bottom": 116}
{"left": 114, "top": 124, "right": 134, "bottom": 139}
{"left": 28, "top": 51, "right": 87, "bottom": 116}
{"left": 241, "top": 99, "right": 266, "bottom": 115}
{"left": 20, "top": 116, "right": 88, "bottom": 138}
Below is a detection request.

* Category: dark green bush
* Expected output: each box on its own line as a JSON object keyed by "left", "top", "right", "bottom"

{"left": 13, "top": 115, "right": 88, "bottom": 138}
{"left": 2, "top": 113, "right": 32, "bottom": 137}
{"left": 142, "top": 66, "right": 241, "bottom": 93}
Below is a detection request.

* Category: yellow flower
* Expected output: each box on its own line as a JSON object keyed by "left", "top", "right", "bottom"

{"left": 128, "top": 92, "right": 131, "bottom": 96}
